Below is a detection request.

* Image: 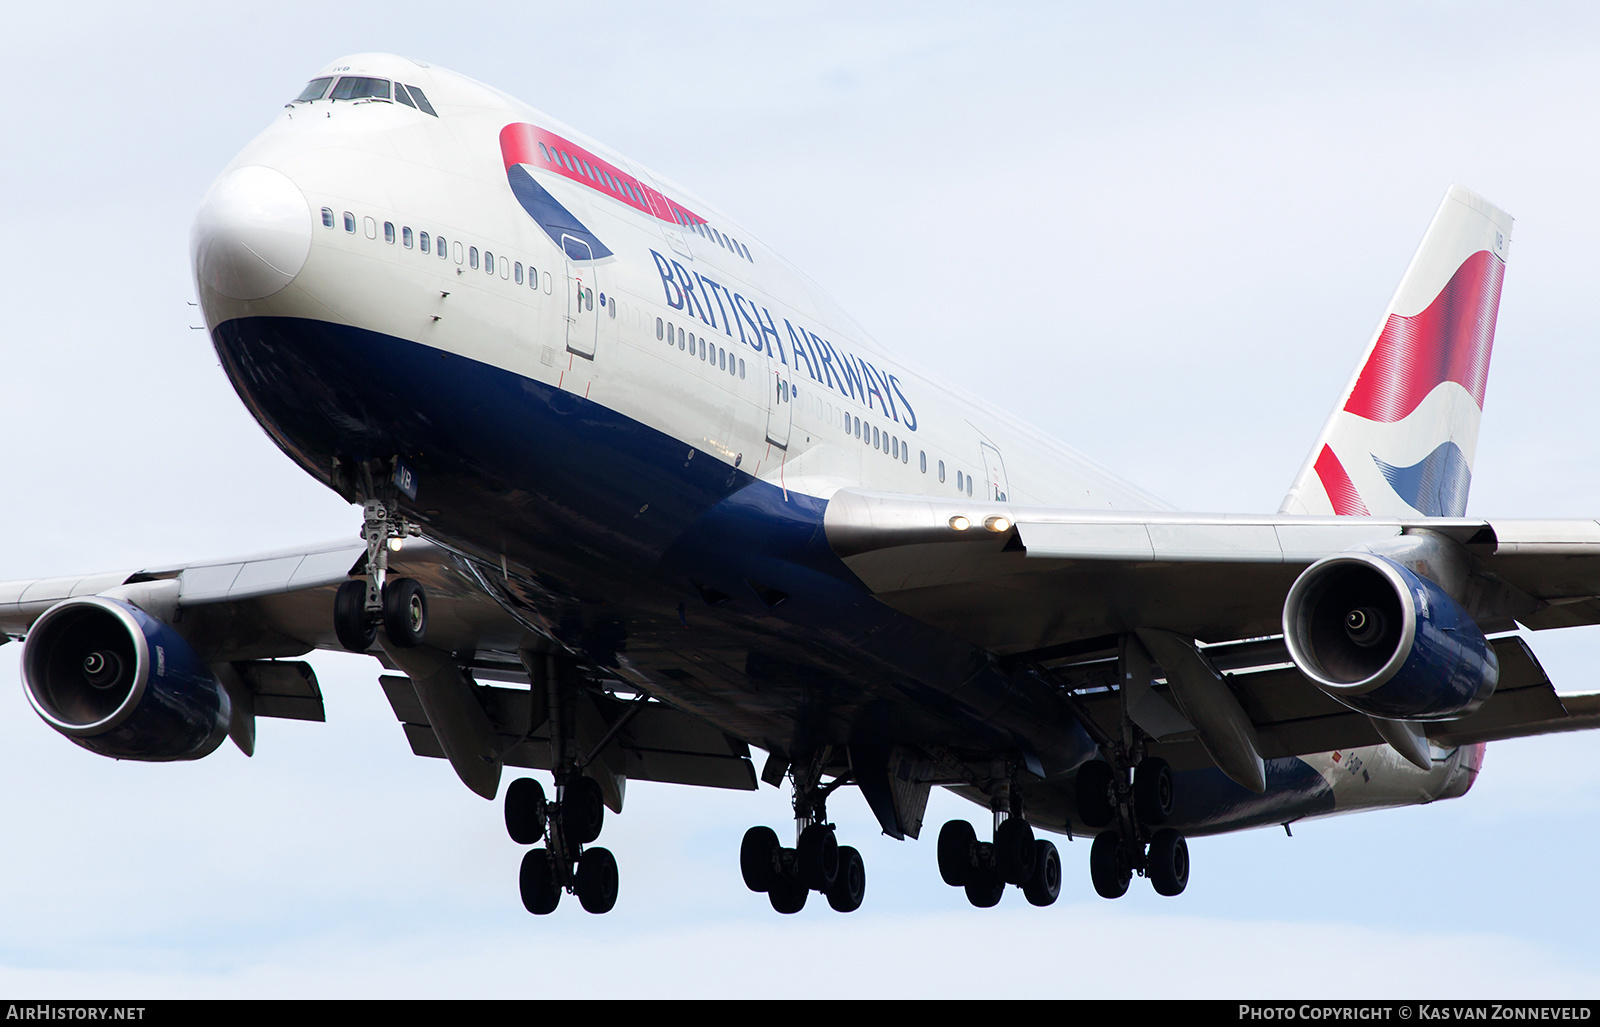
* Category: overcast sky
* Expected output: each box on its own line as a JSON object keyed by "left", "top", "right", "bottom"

{"left": 5, "top": 1, "right": 1600, "bottom": 998}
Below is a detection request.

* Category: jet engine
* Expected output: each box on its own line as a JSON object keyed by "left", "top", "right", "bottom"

{"left": 20, "top": 596, "right": 231, "bottom": 761}
{"left": 1282, "top": 551, "right": 1497, "bottom": 721}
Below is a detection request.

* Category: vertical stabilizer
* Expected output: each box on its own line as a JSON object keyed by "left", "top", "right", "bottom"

{"left": 1280, "top": 186, "right": 1511, "bottom": 518}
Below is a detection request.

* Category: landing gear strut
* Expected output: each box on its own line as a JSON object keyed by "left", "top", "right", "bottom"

{"left": 740, "top": 750, "right": 866, "bottom": 914}
{"left": 935, "top": 770, "right": 1060, "bottom": 908}
{"left": 1079, "top": 753, "right": 1191, "bottom": 899}
{"left": 505, "top": 655, "right": 621, "bottom": 915}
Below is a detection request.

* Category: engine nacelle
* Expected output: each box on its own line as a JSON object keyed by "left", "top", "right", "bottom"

{"left": 20, "top": 596, "right": 230, "bottom": 761}
{"left": 1282, "top": 552, "right": 1497, "bottom": 721}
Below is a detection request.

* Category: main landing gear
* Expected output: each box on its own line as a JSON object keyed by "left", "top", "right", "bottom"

{"left": 935, "top": 779, "right": 1061, "bottom": 908}
{"left": 334, "top": 496, "right": 427, "bottom": 653}
{"left": 740, "top": 753, "right": 866, "bottom": 914}
{"left": 1077, "top": 755, "right": 1190, "bottom": 899}
{"left": 505, "top": 772, "right": 620, "bottom": 914}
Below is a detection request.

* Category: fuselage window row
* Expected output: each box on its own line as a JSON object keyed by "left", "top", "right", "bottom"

{"left": 320, "top": 205, "right": 552, "bottom": 296}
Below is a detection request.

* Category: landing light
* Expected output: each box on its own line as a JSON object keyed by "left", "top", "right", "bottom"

{"left": 984, "top": 516, "right": 1011, "bottom": 533}
{"left": 948, "top": 516, "right": 971, "bottom": 531}
{"left": 387, "top": 538, "right": 404, "bottom": 552}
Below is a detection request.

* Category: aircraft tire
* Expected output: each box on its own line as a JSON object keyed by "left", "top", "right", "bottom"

{"left": 797, "top": 823, "right": 839, "bottom": 891}
{"left": 519, "top": 848, "right": 561, "bottom": 915}
{"left": 826, "top": 846, "right": 866, "bottom": 913}
{"left": 560, "top": 775, "right": 605, "bottom": 846}
{"left": 504, "top": 778, "right": 546, "bottom": 845}
{"left": 768, "top": 875, "right": 807, "bottom": 914}
{"left": 937, "top": 820, "right": 977, "bottom": 887}
{"left": 1148, "top": 828, "right": 1190, "bottom": 897}
{"left": 1134, "top": 757, "right": 1175, "bottom": 826}
{"left": 575, "top": 846, "right": 619, "bottom": 914}
{"left": 740, "top": 826, "right": 780, "bottom": 892}
{"left": 1075, "top": 761, "right": 1116, "bottom": 829}
{"left": 1090, "top": 830, "right": 1131, "bottom": 899}
{"left": 333, "top": 580, "right": 376, "bottom": 653}
{"left": 964, "top": 870, "right": 1005, "bottom": 908}
{"left": 1023, "top": 839, "right": 1061, "bottom": 907}
{"left": 994, "top": 817, "right": 1037, "bottom": 885}
{"left": 381, "top": 577, "right": 428, "bottom": 648}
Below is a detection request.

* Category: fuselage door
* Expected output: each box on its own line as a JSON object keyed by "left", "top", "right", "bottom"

{"left": 765, "top": 358, "right": 793, "bottom": 449}
{"left": 979, "top": 441, "right": 1011, "bottom": 502}
{"left": 562, "top": 234, "right": 598, "bottom": 359}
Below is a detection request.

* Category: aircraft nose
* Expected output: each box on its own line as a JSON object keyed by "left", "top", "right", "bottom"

{"left": 191, "top": 166, "right": 312, "bottom": 300}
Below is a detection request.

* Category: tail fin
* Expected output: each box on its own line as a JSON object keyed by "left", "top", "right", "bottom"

{"left": 1281, "top": 185, "right": 1512, "bottom": 518}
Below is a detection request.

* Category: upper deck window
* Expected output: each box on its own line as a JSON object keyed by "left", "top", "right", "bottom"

{"left": 330, "top": 77, "right": 391, "bottom": 101}
{"left": 295, "top": 77, "right": 334, "bottom": 102}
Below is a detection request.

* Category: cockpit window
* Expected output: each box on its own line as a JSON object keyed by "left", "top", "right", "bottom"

{"left": 295, "top": 77, "right": 334, "bottom": 102}
{"left": 330, "top": 77, "right": 391, "bottom": 101}
{"left": 404, "top": 85, "right": 438, "bottom": 117}
{"left": 393, "top": 84, "right": 417, "bottom": 109}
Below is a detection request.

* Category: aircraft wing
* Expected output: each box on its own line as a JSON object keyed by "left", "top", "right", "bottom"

{"left": 823, "top": 489, "right": 1600, "bottom": 760}
{"left": 0, "top": 539, "right": 757, "bottom": 798}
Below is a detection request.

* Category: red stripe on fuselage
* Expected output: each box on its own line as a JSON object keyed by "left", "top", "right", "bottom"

{"left": 1343, "top": 249, "right": 1505, "bottom": 424}
{"left": 1314, "top": 445, "right": 1370, "bottom": 515}
{"left": 499, "top": 123, "right": 705, "bottom": 228}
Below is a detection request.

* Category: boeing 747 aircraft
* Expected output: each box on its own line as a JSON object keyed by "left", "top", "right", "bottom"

{"left": 7, "top": 53, "right": 1600, "bottom": 917}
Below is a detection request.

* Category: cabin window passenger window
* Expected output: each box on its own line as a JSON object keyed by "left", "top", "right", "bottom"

{"left": 657, "top": 318, "right": 664, "bottom": 340}
{"left": 678, "top": 327, "right": 685, "bottom": 350}
{"left": 902, "top": 445, "right": 909, "bottom": 465}
{"left": 483, "top": 250, "right": 492, "bottom": 272}
{"left": 384, "top": 222, "right": 395, "bottom": 244}
{"left": 967, "top": 475, "right": 973, "bottom": 497}
{"left": 892, "top": 437, "right": 898, "bottom": 458}
{"left": 321, "top": 208, "right": 334, "bottom": 228}
{"left": 539, "top": 142, "right": 552, "bottom": 162}
{"left": 453, "top": 241, "right": 464, "bottom": 263}
{"left": 920, "top": 451, "right": 926, "bottom": 472}
{"left": 343, "top": 212, "right": 356, "bottom": 233}
{"left": 402, "top": 227, "right": 413, "bottom": 248}
{"left": 609, "top": 297, "right": 616, "bottom": 318}
{"left": 956, "top": 470, "right": 963, "bottom": 491}
{"left": 939, "top": 461, "right": 946, "bottom": 483}
{"left": 364, "top": 216, "right": 377, "bottom": 239}
{"left": 420, "top": 232, "right": 430, "bottom": 253}
{"left": 470, "top": 247, "right": 479, "bottom": 269}
{"left": 739, "top": 359, "right": 745, "bottom": 379}
{"left": 514, "top": 261, "right": 523, "bottom": 284}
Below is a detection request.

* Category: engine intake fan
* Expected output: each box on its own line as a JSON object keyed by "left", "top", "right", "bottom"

{"left": 21, "top": 596, "right": 231, "bottom": 761}
{"left": 1282, "top": 551, "right": 1497, "bottom": 721}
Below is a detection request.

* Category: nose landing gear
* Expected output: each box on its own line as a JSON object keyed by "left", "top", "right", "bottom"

{"left": 334, "top": 491, "right": 427, "bottom": 653}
